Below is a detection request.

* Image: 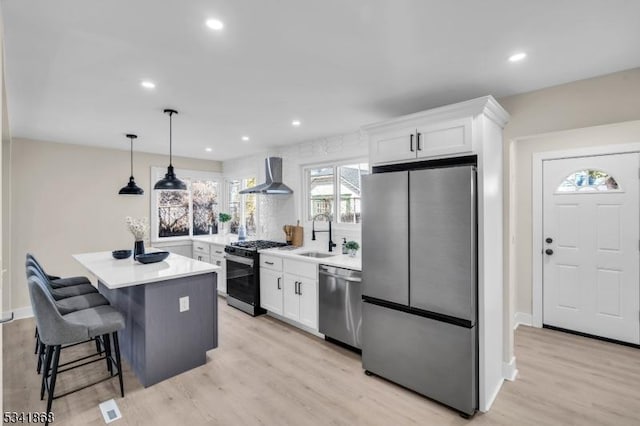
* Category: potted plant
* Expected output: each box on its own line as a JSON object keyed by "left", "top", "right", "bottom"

{"left": 345, "top": 240, "right": 360, "bottom": 257}
{"left": 218, "top": 212, "right": 232, "bottom": 235}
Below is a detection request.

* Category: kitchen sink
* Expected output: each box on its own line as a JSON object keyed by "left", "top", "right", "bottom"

{"left": 297, "top": 252, "right": 336, "bottom": 258}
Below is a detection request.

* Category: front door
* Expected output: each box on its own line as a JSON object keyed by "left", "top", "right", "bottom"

{"left": 543, "top": 153, "right": 639, "bottom": 344}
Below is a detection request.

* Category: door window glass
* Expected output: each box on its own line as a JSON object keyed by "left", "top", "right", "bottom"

{"left": 556, "top": 169, "right": 620, "bottom": 193}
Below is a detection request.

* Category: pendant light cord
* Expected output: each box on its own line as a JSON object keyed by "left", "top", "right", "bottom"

{"left": 129, "top": 136, "right": 134, "bottom": 178}
{"left": 169, "top": 111, "right": 173, "bottom": 167}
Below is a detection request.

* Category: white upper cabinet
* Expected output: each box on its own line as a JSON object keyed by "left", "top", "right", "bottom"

{"left": 363, "top": 96, "right": 508, "bottom": 166}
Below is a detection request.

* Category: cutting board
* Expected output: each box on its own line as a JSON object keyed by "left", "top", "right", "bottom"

{"left": 292, "top": 222, "right": 304, "bottom": 247}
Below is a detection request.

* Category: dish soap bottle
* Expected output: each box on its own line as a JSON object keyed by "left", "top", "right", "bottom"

{"left": 238, "top": 225, "right": 246, "bottom": 241}
{"left": 342, "top": 238, "right": 348, "bottom": 254}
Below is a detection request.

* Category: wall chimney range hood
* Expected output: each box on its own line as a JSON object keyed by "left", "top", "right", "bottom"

{"left": 239, "top": 157, "right": 293, "bottom": 194}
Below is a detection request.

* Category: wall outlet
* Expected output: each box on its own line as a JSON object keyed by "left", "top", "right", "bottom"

{"left": 179, "top": 296, "right": 189, "bottom": 312}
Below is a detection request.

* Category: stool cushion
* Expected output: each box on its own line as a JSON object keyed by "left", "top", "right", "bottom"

{"left": 49, "top": 283, "right": 98, "bottom": 300}
{"left": 55, "top": 293, "right": 109, "bottom": 315}
{"left": 64, "top": 305, "right": 125, "bottom": 338}
{"left": 50, "top": 276, "right": 92, "bottom": 288}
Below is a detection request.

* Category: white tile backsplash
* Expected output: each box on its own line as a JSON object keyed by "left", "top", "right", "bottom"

{"left": 225, "top": 129, "right": 368, "bottom": 248}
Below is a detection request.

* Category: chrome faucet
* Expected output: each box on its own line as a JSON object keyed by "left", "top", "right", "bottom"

{"left": 312, "top": 213, "right": 337, "bottom": 252}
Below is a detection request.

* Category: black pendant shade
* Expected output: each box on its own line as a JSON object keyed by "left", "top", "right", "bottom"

{"left": 118, "top": 134, "right": 144, "bottom": 195}
{"left": 154, "top": 109, "right": 187, "bottom": 191}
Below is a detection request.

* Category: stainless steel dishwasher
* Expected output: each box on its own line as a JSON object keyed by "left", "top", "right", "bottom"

{"left": 319, "top": 265, "right": 362, "bottom": 349}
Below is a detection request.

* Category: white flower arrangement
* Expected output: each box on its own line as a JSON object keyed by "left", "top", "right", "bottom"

{"left": 126, "top": 216, "right": 149, "bottom": 241}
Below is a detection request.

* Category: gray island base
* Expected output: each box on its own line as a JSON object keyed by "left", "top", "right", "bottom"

{"left": 98, "top": 272, "right": 218, "bottom": 387}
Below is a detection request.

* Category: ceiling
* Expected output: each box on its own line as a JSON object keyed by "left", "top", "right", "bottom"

{"left": 3, "top": 1, "right": 640, "bottom": 161}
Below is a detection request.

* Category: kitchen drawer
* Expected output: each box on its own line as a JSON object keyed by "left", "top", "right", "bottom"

{"left": 210, "top": 244, "right": 226, "bottom": 257}
{"left": 192, "top": 241, "right": 210, "bottom": 255}
{"left": 260, "top": 255, "right": 283, "bottom": 271}
{"left": 193, "top": 250, "right": 210, "bottom": 263}
{"left": 283, "top": 258, "right": 317, "bottom": 279}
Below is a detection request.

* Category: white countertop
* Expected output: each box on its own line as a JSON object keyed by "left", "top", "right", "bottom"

{"left": 259, "top": 247, "right": 362, "bottom": 271}
{"left": 73, "top": 250, "right": 220, "bottom": 289}
{"left": 191, "top": 234, "right": 238, "bottom": 245}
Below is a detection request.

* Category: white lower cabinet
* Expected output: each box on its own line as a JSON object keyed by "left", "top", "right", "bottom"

{"left": 193, "top": 242, "right": 227, "bottom": 294}
{"left": 260, "top": 268, "right": 283, "bottom": 315}
{"left": 260, "top": 256, "right": 318, "bottom": 332}
{"left": 294, "top": 276, "right": 318, "bottom": 330}
{"left": 210, "top": 243, "right": 227, "bottom": 294}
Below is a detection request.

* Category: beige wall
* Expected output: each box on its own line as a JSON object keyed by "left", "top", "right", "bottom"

{"left": 499, "top": 68, "right": 640, "bottom": 327}
{"left": 10, "top": 138, "right": 222, "bottom": 310}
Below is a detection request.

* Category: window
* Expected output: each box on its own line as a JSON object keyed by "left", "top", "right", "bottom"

{"left": 305, "top": 161, "right": 368, "bottom": 224}
{"left": 227, "top": 178, "right": 258, "bottom": 236}
{"left": 556, "top": 169, "right": 620, "bottom": 193}
{"left": 151, "top": 168, "right": 222, "bottom": 241}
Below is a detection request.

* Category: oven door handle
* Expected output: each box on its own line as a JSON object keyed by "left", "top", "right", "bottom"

{"left": 225, "top": 254, "right": 254, "bottom": 266}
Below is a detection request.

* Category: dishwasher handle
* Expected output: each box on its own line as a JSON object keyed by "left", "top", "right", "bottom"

{"left": 319, "top": 269, "right": 362, "bottom": 283}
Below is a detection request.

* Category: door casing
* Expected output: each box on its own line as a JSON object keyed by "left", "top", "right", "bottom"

{"left": 531, "top": 143, "right": 640, "bottom": 328}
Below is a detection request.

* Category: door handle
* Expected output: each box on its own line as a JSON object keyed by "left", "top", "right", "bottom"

{"left": 416, "top": 132, "right": 422, "bottom": 151}
{"left": 545, "top": 237, "right": 553, "bottom": 244}
{"left": 277, "top": 277, "right": 281, "bottom": 290}
{"left": 265, "top": 261, "right": 274, "bottom": 265}
{"left": 298, "top": 282, "right": 302, "bottom": 296}
{"left": 410, "top": 134, "right": 415, "bottom": 152}
{"left": 545, "top": 249, "right": 554, "bottom": 255}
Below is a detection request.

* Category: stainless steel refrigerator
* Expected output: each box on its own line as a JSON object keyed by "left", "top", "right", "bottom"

{"left": 361, "top": 161, "right": 478, "bottom": 416}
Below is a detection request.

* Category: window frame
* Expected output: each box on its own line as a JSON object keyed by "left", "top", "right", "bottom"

{"left": 150, "top": 167, "right": 224, "bottom": 243}
{"left": 224, "top": 176, "right": 260, "bottom": 236}
{"left": 302, "top": 158, "right": 369, "bottom": 228}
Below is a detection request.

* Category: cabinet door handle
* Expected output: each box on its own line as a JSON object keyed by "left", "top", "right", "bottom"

{"left": 215, "top": 250, "right": 223, "bottom": 254}
{"left": 298, "top": 281, "right": 302, "bottom": 296}
{"left": 265, "top": 261, "right": 274, "bottom": 265}
{"left": 410, "top": 134, "right": 415, "bottom": 152}
{"left": 294, "top": 281, "right": 299, "bottom": 295}
{"left": 416, "top": 132, "right": 422, "bottom": 151}
{"left": 277, "top": 277, "right": 281, "bottom": 290}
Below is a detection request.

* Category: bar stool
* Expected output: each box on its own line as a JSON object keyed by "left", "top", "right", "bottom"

{"left": 27, "top": 273, "right": 125, "bottom": 426}
{"left": 26, "top": 265, "right": 109, "bottom": 373}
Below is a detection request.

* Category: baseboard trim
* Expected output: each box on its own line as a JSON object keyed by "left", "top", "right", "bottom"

{"left": 12, "top": 305, "right": 33, "bottom": 320}
{"left": 480, "top": 378, "right": 504, "bottom": 413}
{"left": 514, "top": 312, "right": 532, "bottom": 330}
{"left": 502, "top": 356, "right": 518, "bottom": 381}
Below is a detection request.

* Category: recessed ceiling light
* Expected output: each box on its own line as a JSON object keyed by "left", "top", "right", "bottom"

{"left": 205, "top": 147, "right": 213, "bottom": 152}
{"left": 241, "top": 136, "right": 250, "bottom": 141}
{"left": 291, "top": 120, "right": 301, "bottom": 127}
{"left": 141, "top": 80, "right": 156, "bottom": 89}
{"left": 206, "top": 19, "right": 224, "bottom": 31}
{"left": 508, "top": 52, "right": 527, "bottom": 62}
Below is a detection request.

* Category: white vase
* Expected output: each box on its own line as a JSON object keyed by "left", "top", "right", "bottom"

{"left": 348, "top": 249, "right": 357, "bottom": 257}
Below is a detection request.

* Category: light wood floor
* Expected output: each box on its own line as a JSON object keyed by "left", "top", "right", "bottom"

{"left": 3, "top": 298, "right": 640, "bottom": 425}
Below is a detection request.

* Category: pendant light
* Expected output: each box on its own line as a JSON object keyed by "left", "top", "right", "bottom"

{"left": 118, "top": 134, "right": 144, "bottom": 195}
{"left": 154, "top": 109, "right": 187, "bottom": 190}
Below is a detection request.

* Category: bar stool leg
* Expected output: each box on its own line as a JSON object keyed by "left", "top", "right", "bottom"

{"left": 36, "top": 342, "right": 45, "bottom": 374}
{"left": 40, "top": 345, "right": 53, "bottom": 400}
{"left": 34, "top": 328, "right": 40, "bottom": 354}
{"left": 102, "top": 334, "right": 113, "bottom": 376}
{"left": 112, "top": 331, "right": 124, "bottom": 397}
{"left": 95, "top": 337, "right": 102, "bottom": 355}
{"left": 45, "top": 345, "right": 61, "bottom": 421}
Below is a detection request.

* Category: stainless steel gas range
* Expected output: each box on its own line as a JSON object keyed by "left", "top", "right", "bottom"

{"left": 224, "top": 240, "right": 287, "bottom": 316}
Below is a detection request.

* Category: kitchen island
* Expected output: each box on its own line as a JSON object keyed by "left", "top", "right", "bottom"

{"left": 73, "top": 251, "right": 219, "bottom": 387}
